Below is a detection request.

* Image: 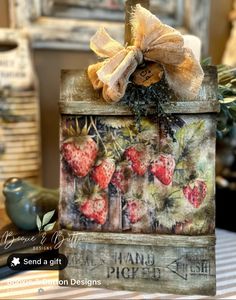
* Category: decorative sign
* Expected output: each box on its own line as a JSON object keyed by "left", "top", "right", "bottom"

{"left": 0, "top": 29, "right": 34, "bottom": 91}
{"left": 58, "top": 2, "right": 217, "bottom": 295}
{"left": 58, "top": 66, "right": 218, "bottom": 295}
{"left": 59, "top": 232, "right": 216, "bottom": 295}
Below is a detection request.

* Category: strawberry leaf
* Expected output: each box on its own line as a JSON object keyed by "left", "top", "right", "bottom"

{"left": 175, "top": 121, "right": 206, "bottom": 166}
{"left": 155, "top": 188, "right": 190, "bottom": 228}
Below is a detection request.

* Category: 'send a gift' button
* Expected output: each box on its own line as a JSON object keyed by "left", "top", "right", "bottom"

{"left": 7, "top": 252, "right": 68, "bottom": 271}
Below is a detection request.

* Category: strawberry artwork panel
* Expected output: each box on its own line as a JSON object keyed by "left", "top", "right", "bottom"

{"left": 59, "top": 114, "right": 215, "bottom": 235}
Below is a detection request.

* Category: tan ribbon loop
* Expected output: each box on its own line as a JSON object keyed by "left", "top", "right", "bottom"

{"left": 90, "top": 27, "right": 124, "bottom": 58}
{"left": 88, "top": 4, "right": 204, "bottom": 103}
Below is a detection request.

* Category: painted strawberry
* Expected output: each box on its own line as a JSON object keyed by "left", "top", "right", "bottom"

{"left": 126, "top": 199, "right": 144, "bottom": 224}
{"left": 124, "top": 145, "right": 149, "bottom": 176}
{"left": 150, "top": 154, "right": 175, "bottom": 185}
{"left": 79, "top": 193, "right": 108, "bottom": 225}
{"left": 183, "top": 179, "right": 207, "bottom": 208}
{"left": 61, "top": 136, "right": 98, "bottom": 177}
{"left": 111, "top": 162, "right": 132, "bottom": 193}
{"left": 91, "top": 158, "right": 115, "bottom": 189}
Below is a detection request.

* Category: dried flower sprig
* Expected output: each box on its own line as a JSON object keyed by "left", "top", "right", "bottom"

{"left": 121, "top": 76, "right": 185, "bottom": 140}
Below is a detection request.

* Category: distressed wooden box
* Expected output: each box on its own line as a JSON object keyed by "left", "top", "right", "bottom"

{"left": 59, "top": 67, "right": 219, "bottom": 295}
{"left": 0, "top": 29, "right": 41, "bottom": 207}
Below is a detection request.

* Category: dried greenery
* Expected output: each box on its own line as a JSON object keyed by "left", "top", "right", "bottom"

{"left": 122, "top": 59, "right": 236, "bottom": 140}
{"left": 217, "top": 65, "right": 236, "bottom": 138}
{"left": 121, "top": 76, "right": 184, "bottom": 140}
{"left": 202, "top": 58, "right": 236, "bottom": 138}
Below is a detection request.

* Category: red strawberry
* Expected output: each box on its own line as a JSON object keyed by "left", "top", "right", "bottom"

{"left": 183, "top": 179, "right": 207, "bottom": 208}
{"left": 150, "top": 154, "right": 175, "bottom": 185}
{"left": 125, "top": 146, "right": 149, "bottom": 176}
{"left": 111, "top": 162, "right": 132, "bottom": 193}
{"left": 126, "top": 200, "right": 143, "bottom": 224}
{"left": 80, "top": 193, "right": 108, "bottom": 224}
{"left": 91, "top": 158, "right": 115, "bottom": 189}
{"left": 61, "top": 136, "right": 98, "bottom": 177}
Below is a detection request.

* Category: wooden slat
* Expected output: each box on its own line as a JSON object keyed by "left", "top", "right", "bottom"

{"left": 2, "top": 140, "right": 39, "bottom": 148}
{"left": 0, "top": 122, "right": 37, "bottom": 129}
{"left": 0, "top": 164, "right": 39, "bottom": 172}
{"left": 59, "top": 99, "right": 220, "bottom": 115}
{"left": 59, "top": 67, "right": 219, "bottom": 114}
{"left": 0, "top": 170, "right": 40, "bottom": 179}
{"left": 0, "top": 152, "right": 39, "bottom": 160}
{"left": 1, "top": 110, "right": 37, "bottom": 116}
{"left": 0, "top": 103, "right": 38, "bottom": 110}
{"left": 0, "top": 127, "right": 38, "bottom": 135}
{"left": 60, "top": 230, "right": 216, "bottom": 296}
{"left": 105, "top": 190, "right": 122, "bottom": 232}
{"left": 1, "top": 91, "right": 36, "bottom": 98}
{"left": 1, "top": 145, "right": 39, "bottom": 154}
{"left": 0, "top": 134, "right": 38, "bottom": 142}
{"left": 0, "top": 158, "right": 40, "bottom": 167}
{"left": 125, "top": 0, "right": 150, "bottom": 45}
{"left": 0, "top": 97, "right": 37, "bottom": 104}
{"left": 61, "top": 230, "right": 215, "bottom": 247}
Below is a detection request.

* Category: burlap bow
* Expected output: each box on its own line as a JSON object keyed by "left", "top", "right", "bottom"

{"left": 88, "top": 4, "right": 204, "bottom": 103}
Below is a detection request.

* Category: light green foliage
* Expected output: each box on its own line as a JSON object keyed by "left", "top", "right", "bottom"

{"left": 36, "top": 210, "right": 56, "bottom": 232}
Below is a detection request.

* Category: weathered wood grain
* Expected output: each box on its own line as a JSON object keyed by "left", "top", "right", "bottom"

{"left": 59, "top": 67, "right": 219, "bottom": 115}
{"left": 60, "top": 230, "right": 216, "bottom": 295}
{"left": 0, "top": 29, "right": 41, "bottom": 207}
{"left": 59, "top": 100, "right": 220, "bottom": 115}
{"left": 9, "top": 0, "right": 209, "bottom": 51}
{"left": 1, "top": 134, "right": 39, "bottom": 142}
{"left": 0, "top": 121, "right": 37, "bottom": 128}
{"left": 0, "top": 159, "right": 40, "bottom": 167}
{"left": 61, "top": 229, "right": 215, "bottom": 247}
{"left": 0, "top": 29, "right": 34, "bottom": 91}
{"left": 0, "top": 127, "right": 39, "bottom": 135}
{"left": 125, "top": 0, "right": 150, "bottom": 45}
{"left": 104, "top": 190, "right": 122, "bottom": 232}
{"left": 1, "top": 145, "right": 40, "bottom": 154}
{"left": 0, "top": 152, "right": 39, "bottom": 161}
{"left": 0, "top": 170, "right": 40, "bottom": 179}
{"left": 42, "top": 0, "right": 180, "bottom": 18}
{"left": 0, "top": 164, "right": 39, "bottom": 173}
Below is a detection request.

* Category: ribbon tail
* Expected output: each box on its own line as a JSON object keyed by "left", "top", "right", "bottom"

{"left": 88, "top": 61, "right": 106, "bottom": 90}
{"left": 163, "top": 48, "right": 204, "bottom": 100}
{"left": 90, "top": 27, "right": 124, "bottom": 58}
{"left": 102, "top": 57, "right": 139, "bottom": 103}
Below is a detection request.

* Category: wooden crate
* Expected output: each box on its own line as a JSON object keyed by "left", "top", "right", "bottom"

{"left": 59, "top": 67, "right": 219, "bottom": 295}
{"left": 0, "top": 29, "right": 41, "bottom": 207}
